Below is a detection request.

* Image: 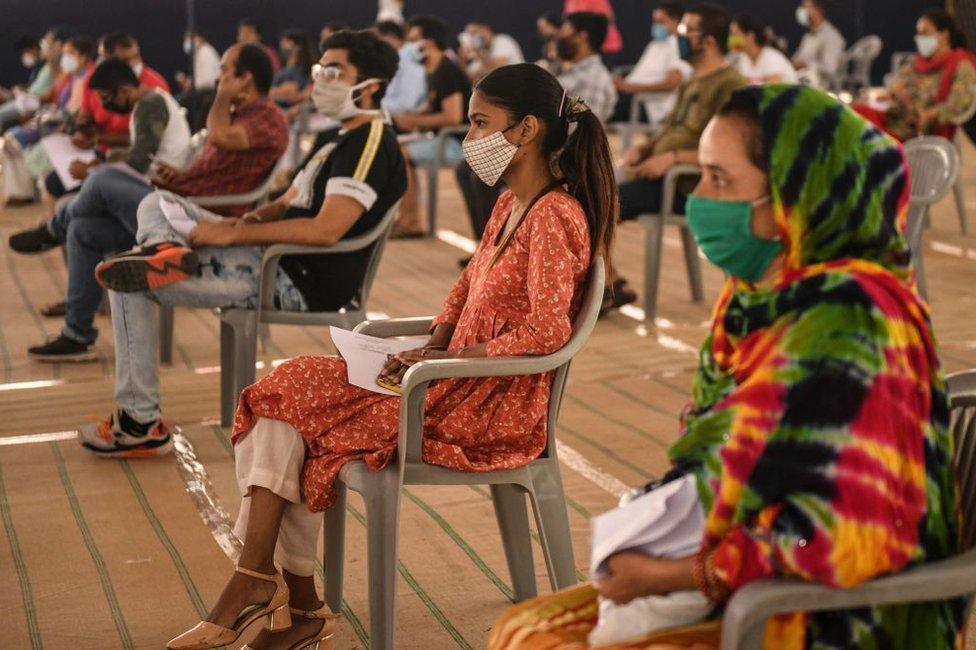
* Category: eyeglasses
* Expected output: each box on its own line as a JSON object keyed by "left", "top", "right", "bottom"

{"left": 311, "top": 64, "right": 342, "bottom": 82}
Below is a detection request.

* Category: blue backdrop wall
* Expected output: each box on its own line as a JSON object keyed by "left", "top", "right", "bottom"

{"left": 0, "top": 0, "right": 941, "bottom": 88}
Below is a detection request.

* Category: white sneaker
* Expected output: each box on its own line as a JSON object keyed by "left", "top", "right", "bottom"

{"left": 78, "top": 410, "right": 173, "bottom": 458}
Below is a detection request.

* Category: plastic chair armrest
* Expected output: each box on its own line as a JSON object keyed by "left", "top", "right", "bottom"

{"left": 721, "top": 549, "right": 976, "bottom": 650}
{"left": 354, "top": 317, "right": 435, "bottom": 338}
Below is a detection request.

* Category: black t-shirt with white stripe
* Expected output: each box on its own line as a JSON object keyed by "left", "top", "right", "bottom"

{"left": 280, "top": 119, "right": 406, "bottom": 311}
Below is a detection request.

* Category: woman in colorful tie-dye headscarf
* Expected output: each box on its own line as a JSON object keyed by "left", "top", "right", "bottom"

{"left": 489, "top": 85, "right": 963, "bottom": 649}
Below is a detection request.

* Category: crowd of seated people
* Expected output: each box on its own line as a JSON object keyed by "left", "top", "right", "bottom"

{"left": 0, "top": 5, "right": 972, "bottom": 650}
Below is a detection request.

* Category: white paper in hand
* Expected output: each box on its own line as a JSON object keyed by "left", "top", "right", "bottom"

{"left": 330, "top": 327, "right": 427, "bottom": 396}
{"left": 40, "top": 133, "right": 96, "bottom": 192}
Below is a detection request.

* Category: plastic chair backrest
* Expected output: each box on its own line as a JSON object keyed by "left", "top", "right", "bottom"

{"left": 904, "top": 136, "right": 960, "bottom": 207}
{"left": 948, "top": 370, "right": 976, "bottom": 550}
{"left": 844, "top": 35, "right": 883, "bottom": 87}
{"left": 544, "top": 256, "right": 606, "bottom": 457}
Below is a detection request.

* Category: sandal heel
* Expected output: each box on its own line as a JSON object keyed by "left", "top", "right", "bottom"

{"left": 267, "top": 603, "right": 292, "bottom": 631}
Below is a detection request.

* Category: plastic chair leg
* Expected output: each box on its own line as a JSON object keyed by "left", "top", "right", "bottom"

{"left": 425, "top": 164, "right": 439, "bottom": 236}
{"left": 680, "top": 226, "right": 704, "bottom": 302}
{"left": 323, "top": 483, "right": 347, "bottom": 615}
{"left": 955, "top": 176, "right": 969, "bottom": 235}
{"left": 916, "top": 246, "right": 928, "bottom": 300}
{"left": 158, "top": 305, "right": 175, "bottom": 365}
{"left": 641, "top": 215, "right": 666, "bottom": 322}
{"left": 258, "top": 323, "right": 272, "bottom": 354}
{"left": 219, "top": 312, "right": 258, "bottom": 427}
{"left": 490, "top": 483, "right": 538, "bottom": 602}
{"left": 363, "top": 468, "right": 401, "bottom": 650}
{"left": 528, "top": 465, "right": 577, "bottom": 591}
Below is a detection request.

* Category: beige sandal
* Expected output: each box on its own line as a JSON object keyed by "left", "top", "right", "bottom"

{"left": 167, "top": 566, "right": 292, "bottom": 650}
{"left": 241, "top": 603, "right": 341, "bottom": 650}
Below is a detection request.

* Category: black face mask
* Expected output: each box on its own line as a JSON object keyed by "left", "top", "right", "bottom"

{"left": 556, "top": 36, "right": 578, "bottom": 61}
{"left": 102, "top": 94, "right": 132, "bottom": 114}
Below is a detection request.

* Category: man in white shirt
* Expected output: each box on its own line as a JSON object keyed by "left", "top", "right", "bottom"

{"left": 613, "top": 1, "right": 692, "bottom": 128}
{"left": 792, "top": 0, "right": 846, "bottom": 88}
{"left": 729, "top": 15, "right": 798, "bottom": 84}
{"left": 555, "top": 12, "right": 618, "bottom": 123}
{"left": 180, "top": 30, "right": 221, "bottom": 91}
{"left": 459, "top": 20, "right": 525, "bottom": 80}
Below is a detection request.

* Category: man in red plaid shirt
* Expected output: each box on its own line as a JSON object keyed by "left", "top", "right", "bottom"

{"left": 8, "top": 43, "right": 288, "bottom": 361}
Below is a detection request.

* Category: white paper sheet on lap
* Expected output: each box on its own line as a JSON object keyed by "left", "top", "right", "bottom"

{"left": 41, "top": 133, "right": 97, "bottom": 192}
{"left": 330, "top": 326, "right": 427, "bottom": 396}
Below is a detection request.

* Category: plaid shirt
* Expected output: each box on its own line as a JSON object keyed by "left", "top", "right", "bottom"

{"left": 167, "top": 96, "right": 288, "bottom": 215}
{"left": 556, "top": 54, "right": 618, "bottom": 124}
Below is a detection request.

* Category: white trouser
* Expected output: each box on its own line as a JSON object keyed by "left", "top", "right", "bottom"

{"left": 234, "top": 417, "right": 321, "bottom": 576}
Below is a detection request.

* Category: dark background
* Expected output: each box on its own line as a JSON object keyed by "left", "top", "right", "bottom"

{"left": 0, "top": 0, "right": 944, "bottom": 88}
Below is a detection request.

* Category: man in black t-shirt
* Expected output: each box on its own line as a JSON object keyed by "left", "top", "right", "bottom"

{"left": 390, "top": 15, "right": 472, "bottom": 236}
{"left": 78, "top": 30, "right": 405, "bottom": 460}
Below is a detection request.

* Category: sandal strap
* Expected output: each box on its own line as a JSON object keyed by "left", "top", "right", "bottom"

{"left": 234, "top": 565, "right": 278, "bottom": 582}
{"left": 289, "top": 604, "right": 341, "bottom": 620}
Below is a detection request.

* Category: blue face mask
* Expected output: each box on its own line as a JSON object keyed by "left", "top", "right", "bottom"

{"left": 686, "top": 194, "right": 781, "bottom": 283}
{"left": 652, "top": 23, "right": 670, "bottom": 42}
{"left": 402, "top": 41, "right": 423, "bottom": 63}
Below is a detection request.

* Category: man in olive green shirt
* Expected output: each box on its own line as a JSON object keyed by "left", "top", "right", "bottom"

{"left": 618, "top": 4, "right": 745, "bottom": 221}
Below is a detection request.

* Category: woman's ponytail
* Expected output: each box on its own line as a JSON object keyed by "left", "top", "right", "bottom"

{"left": 556, "top": 109, "right": 618, "bottom": 277}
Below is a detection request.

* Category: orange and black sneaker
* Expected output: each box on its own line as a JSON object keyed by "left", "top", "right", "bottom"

{"left": 95, "top": 242, "right": 199, "bottom": 293}
{"left": 78, "top": 410, "right": 173, "bottom": 458}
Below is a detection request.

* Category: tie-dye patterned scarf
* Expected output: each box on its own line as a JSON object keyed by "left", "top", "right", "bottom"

{"left": 669, "top": 85, "right": 963, "bottom": 649}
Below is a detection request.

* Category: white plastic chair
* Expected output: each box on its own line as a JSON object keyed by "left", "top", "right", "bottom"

{"left": 638, "top": 164, "right": 705, "bottom": 321}
{"left": 720, "top": 368, "right": 976, "bottom": 649}
{"left": 834, "top": 35, "right": 883, "bottom": 92}
{"left": 419, "top": 124, "right": 469, "bottom": 235}
{"left": 322, "top": 257, "right": 606, "bottom": 650}
{"left": 903, "top": 136, "right": 961, "bottom": 298}
{"left": 883, "top": 50, "right": 915, "bottom": 87}
{"left": 211, "top": 201, "right": 399, "bottom": 426}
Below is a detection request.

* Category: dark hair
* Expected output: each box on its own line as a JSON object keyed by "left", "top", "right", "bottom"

{"left": 408, "top": 15, "right": 451, "bottom": 51}
{"left": 921, "top": 9, "right": 968, "bottom": 49}
{"left": 50, "top": 26, "right": 74, "bottom": 44}
{"left": 732, "top": 14, "right": 768, "bottom": 47}
{"left": 467, "top": 19, "right": 493, "bottom": 31}
{"left": 321, "top": 29, "right": 399, "bottom": 104}
{"left": 280, "top": 29, "right": 317, "bottom": 70}
{"left": 15, "top": 35, "right": 38, "bottom": 52}
{"left": 233, "top": 42, "right": 274, "bottom": 94}
{"left": 717, "top": 90, "right": 767, "bottom": 172}
{"left": 539, "top": 11, "right": 563, "bottom": 29}
{"left": 565, "top": 12, "right": 609, "bottom": 52}
{"left": 102, "top": 30, "right": 136, "bottom": 55}
{"left": 88, "top": 57, "right": 139, "bottom": 93}
{"left": 475, "top": 63, "right": 618, "bottom": 273}
{"left": 805, "top": 0, "right": 830, "bottom": 13}
{"left": 688, "top": 3, "right": 733, "bottom": 55}
{"left": 66, "top": 35, "right": 96, "bottom": 61}
{"left": 656, "top": 1, "right": 685, "bottom": 20}
{"left": 238, "top": 18, "right": 262, "bottom": 36}
{"left": 375, "top": 20, "right": 405, "bottom": 41}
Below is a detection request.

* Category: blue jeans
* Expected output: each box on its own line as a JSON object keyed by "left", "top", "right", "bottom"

{"left": 113, "top": 192, "right": 307, "bottom": 422}
{"left": 49, "top": 167, "right": 153, "bottom": 344}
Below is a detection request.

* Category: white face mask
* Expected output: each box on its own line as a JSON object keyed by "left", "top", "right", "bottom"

{"left": 462, "top": 128, "right": 519, "bottom": 187}
{"left": 131, "top": 61, "right": 144, "bottom": 77}
{"left": 22, "top": 53, "right": 37, "bottom": 69}
{"left": 312, "top": 73, "right": 381, "bottom": 120}
{"left": 183, "top": 38, "right": 193, "bottom": 54}
{"left": 39, "top": 39, "right": 49, "bottom": 57}
{"left": 796, "top": 6, "right": 811, "bottom": 27}
{"left": 60, "top": 53, "right": 80, "bottom": 74}
{"left": 915, "top": 35, "right": 939, "bottom": 58}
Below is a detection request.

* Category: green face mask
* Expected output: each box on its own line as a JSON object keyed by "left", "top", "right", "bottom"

{"left": 686, "top": 194, "right": 781, "bottom": 283}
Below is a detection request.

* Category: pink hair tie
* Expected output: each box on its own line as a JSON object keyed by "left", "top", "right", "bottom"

{"left": 557, "top": 89, "right": 567, "bottom": 118}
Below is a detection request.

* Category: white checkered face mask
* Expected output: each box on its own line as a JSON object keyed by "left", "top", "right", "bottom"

{"left": 462, "top": 128, "right": 519, "bottom": 187}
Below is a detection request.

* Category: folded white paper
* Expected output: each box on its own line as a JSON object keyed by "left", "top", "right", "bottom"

{"left": 588, "top": 474, "right": 710, "bottom": 647}
{"left": 329, "top": 326, "right": 427, "bottom": 396}
{"left": 41, "top": 133, "right": 96, "bottom": 192}
{"left": 590, "top": 473, "right": 704, "bottom": 577}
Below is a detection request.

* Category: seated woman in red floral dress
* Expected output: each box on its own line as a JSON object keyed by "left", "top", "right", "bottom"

{"left": 166, "top": 62, "right": 618, "bottom": 650}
